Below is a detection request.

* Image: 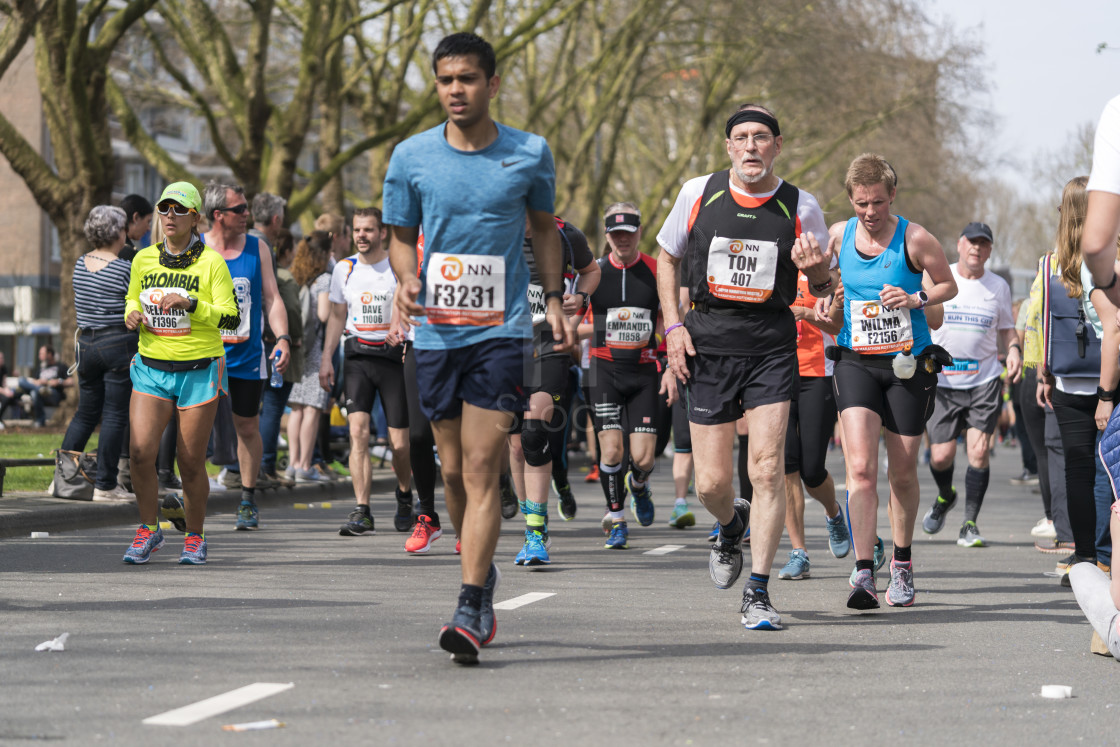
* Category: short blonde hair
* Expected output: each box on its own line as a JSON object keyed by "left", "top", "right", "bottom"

{"left": 844, "top": 153, "right": 897, "bottom": 197}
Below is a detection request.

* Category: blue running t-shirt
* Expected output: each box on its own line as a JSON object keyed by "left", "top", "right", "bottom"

{"left": 382, "top": 122, "right": 556, "bottom": 351}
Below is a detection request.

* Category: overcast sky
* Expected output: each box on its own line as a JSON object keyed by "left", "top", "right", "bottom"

{"left": 931, "top": 0, "right": 1120, "bottom": 184}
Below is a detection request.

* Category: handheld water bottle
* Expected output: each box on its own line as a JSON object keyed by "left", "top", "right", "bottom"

{"left": 269, "top": 349, "right": 283, "bottom": 388}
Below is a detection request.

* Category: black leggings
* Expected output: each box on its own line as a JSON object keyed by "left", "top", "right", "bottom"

{"left": 404, "top": 346, "right": 438, "bottom": 516}
{"left": 1051, "top": 388, "right": 1100, "bottom": 559}
{"left": 1018, "top": 368, "right": 1052, "bottom": 519}
{"left": 784, "top": 375, "right": 836, "bottom": 488}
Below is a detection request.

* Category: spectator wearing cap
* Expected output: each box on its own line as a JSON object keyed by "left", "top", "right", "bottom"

{"left": 919, "top": 221, "right": 1020, "bottom": 548}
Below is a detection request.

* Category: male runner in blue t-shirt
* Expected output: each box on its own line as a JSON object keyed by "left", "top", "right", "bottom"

{"left": 383, "top": 32, "right": 574, "bottom": 665}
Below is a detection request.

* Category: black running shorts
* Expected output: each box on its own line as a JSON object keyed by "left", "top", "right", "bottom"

{"left": 342, "top": 355, "right": 409, "bottom": 429}
{"left": 832, "top": 360, "right": 936, "bottom": 436}
{"left": 589, "top": 359, "right": 659, "bottom": 434}
{"left": 681, "top": 349, "right": 797, "bottom": 425}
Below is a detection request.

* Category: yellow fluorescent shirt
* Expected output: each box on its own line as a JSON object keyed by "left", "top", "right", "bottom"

{"left": 124, "top": 244, "right": 240, "bottom": 360}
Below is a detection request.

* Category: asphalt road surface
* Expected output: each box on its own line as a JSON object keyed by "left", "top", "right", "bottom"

{"left": 1, "top": 444, "right": 1115, "bottom": 744}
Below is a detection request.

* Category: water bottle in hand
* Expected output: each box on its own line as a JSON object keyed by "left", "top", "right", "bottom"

{"left": 269, "top": 349, "right": 283, "bottom": 388}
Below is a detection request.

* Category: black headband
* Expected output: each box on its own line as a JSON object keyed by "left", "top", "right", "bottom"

{"left": 725, "top": 109, "right": 780, "bottom": 138}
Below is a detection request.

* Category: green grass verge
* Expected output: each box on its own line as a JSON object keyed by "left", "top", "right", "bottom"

{"left": 0, "top": 432, "right": 91, "bottom": 494}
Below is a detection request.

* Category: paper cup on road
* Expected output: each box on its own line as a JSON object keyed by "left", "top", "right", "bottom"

{"left": 1041, "top": 685, "right": 1073, "bottom": 699}
{"left": 30, "top": 532, "right": 49, "bottom": 538}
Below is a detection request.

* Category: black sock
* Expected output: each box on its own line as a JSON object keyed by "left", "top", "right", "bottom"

{"left": 964, "top": 466, "right": 990, "bottom": 523}
{"left": 894, "top": 545, "right": 911, "bottom": 563}
{"left": 720, "top": 511, "right": 744, "bottom": 539}
{"left": 929, "top": 463, "right": 954, "bottom": 501}
{"left": 457, "top": 584, "right": 483, "bottom": 610}
{"left": 748, "top": 572, "right": 769, "bottom": 592}
{"left": 241, "top": 487, "right": 255, "bottom": 503}
{"left": 737, "top": 435, "right": 753, "bottom": 503}
{"left": 600, "top": 462, "right": 624, "bottom": 513}
{"left": 856, "top": 559, "right": 874, "bottom": 572}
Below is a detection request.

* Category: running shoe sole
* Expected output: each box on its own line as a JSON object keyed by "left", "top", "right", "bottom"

{"left": 339, "top": 525, "right": 375, "bottom": 536}
{"left": 742, "top": 618, "right": 782, "bottom": 631}
{"left": 847, "top": 588, "right": 880, "bottom": 610}
{"left": 438, "top": 625, "right": 481, "bottom": 665}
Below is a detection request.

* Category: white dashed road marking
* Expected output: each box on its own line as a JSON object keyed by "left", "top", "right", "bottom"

{"left": 644, "top": 545, "right": 685, "bottom": 556}
{"left": 142, "top": 682, "right": 295, "bottom": 726}
{"left": 492, "top": 592, "right": 556, "bottom": 610}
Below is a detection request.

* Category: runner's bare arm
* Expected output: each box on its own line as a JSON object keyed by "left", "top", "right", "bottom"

{"left": 1082, "top": 191, "right": 1120, "bottom": 306}
{"left": 1091, "top": 287, "right": 1120, "bottom": 430}
{"left": 881, "top": 223, "right": 956, "bottom": 311}
{"left": 388, "top": 225, "right": 423, "bottom": 325}
{"left": 564, "top": 258, "right": 600, "bottom": 319}
{"left": 260, "top": 241, "right": 291, "bottom": 372}
{"left": 318, "top": 301, "right": 347, "bottom": 391}
{"left": 656, "top": 249, "right": 695, "bottom": 383}
{"left": 998, "top": 326, "right": 1023, "bottom": 385}
{"left": 792, "top": 231, "right": 835, "bottom": 296}
{"left": 921, "top": 272, "right": 944, "bottom": 330}
{"left": 528, "top": 209, "right": 575, "bottom": 353}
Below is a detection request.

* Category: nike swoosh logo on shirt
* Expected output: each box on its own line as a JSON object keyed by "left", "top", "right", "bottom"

{"left": 502, "top": 159, "right": 523, "bottom": 168}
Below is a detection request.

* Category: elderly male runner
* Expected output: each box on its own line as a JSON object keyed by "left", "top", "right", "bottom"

{"left": 921, "top": 222, "right": 1020, "bottom": 548}
{"left": 657, "top": 104, "right": 835, "bottom": 631}
{"left": 384, "top": 32, "right": 572, "bottom": 664}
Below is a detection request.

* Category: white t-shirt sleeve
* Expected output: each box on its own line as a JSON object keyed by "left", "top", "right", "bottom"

{"left": 796, "top": 190, "right": 835, "bottom": 269}
{"left": 656, "top": 175, "right": 710, "bottom": 258}
{"left": 1088, "top": 95, "right": 1120, "bottom": 195}
{"left": 996, "top": 279, "right": 1014, "bottom": 330}
{"left": 328, "top": 260, "right": 347, "bottom": 305}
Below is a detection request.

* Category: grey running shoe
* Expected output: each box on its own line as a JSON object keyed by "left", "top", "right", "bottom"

{"left": 439, "top": 604, "right": 483, "bottom": 665}
{"left": 922, "top": 488, "right": 957, "bottom": 534}
{"left": 499, "top": 474, "right": 519, "bottom": 520}
{"left": 957, "top": 521, "right": 986, "bottom": 548}
{"left": 873, "top": 537, "right": 886, "bottom": 571}
{"left": 708, "top": 499, "right": 749, "bottom": 589}
{"left": 339, "top": 506, "right": 375, "bottom": 536}
{"left": 847, "top": 568, "right": 879, "bottom": 610}
{"left": 885, "top": 560, "right": 915, "bottom": 607}
{"left": 778, "top": 548, "right": 811, "bottom": 580}
{"left": 826, "top": 508, "right": 851, "bottom": 558}
{"left": 740, "top": 586, "right": 782, "bottom": 630}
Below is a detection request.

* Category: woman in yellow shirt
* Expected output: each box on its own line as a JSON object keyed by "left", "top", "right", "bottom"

{"left": 121, "top": 182, "right": 239, "bottom": 565}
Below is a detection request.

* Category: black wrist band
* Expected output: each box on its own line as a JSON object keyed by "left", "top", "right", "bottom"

{"left": 544, "top": 291, "right": 564, "bottom": 302}
{"left": 186, "top": 295, "right": 198, "bottom": 314}
{"left": 1101, "top": 273, "right": 1118, "bottom": 291}
{"left": 577, "top": 291, "right": 590, "bottom": 305}
{"left": 277, "top": 334, "right": 292, "bottom": 343}
{"left": 811, "top": 277, "right": 833, "bottom": 292}
{"left": 1098, "top": 385, "right": 1115, "bottom": 402}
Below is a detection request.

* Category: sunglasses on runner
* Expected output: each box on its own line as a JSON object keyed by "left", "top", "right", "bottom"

{"left": 217, "top": 204, "right": 249, "bottom": 215}
{"left": 156, "top": 202, "right": 196, "bottom": 216}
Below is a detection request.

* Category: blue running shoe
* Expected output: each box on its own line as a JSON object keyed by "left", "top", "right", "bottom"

{"left": 627, "top": 473, "right": 655, "bottom": 526}
{"left": 605, "top": 521, "right": 629, "bottom": 549}
{"left": 778, "top": 548, "right": 811, "bottom": 580}
{"left": 123, "top": 525, "right": 164, "bottom": 564}
{"left": 826, "top": 508, "right": 851, "bottom": 558}
{"left": 668, "top": 502, "right": 695, "bottom": 528}
{"left": 235, "top": 501, "right": 258, "bottom": 531}
{"left": 707, "top": 522, "right": 719, "bottom": 542}
{"left": 439, "top": 604, "right": 483, "bottom": 665}
{"left": 515, "top": 529, "right": 551, "bottom": 566}
{"left": 479, "top": 563, "right": 500, "bottom": 646}
{"left": 873, "top": 536, "right": 886, "bottom": 572}
{"left": 179, "top": 533, "right": 207, "bottom": 565}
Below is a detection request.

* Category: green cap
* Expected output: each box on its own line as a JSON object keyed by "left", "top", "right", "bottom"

{"left": 158, "top": 182, "right": 202, "bottom": 211}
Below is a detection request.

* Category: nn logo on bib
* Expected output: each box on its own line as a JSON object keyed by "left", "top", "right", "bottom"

{"left": 618, "top": 309, "right": 632, "bottom": 321}
{"left": 360, "top": 291, "right": 374, "bottom": 304}
{"left": 862, "top": 305, "right": 880, "bottom": 318}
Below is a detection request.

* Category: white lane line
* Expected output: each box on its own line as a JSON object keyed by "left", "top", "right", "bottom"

{"left": 644, "top": 544, "right": 685, "bottom": 556}
{"left": 143, "top": 682, "right": 294, "bottom": 726}
{"left": 493, "top": 592, "right": 556, "bottom": 610}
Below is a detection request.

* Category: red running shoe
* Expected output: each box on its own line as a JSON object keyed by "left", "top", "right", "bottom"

{"left": 404, "top": 515, "right": 443, "bottom": 554}
{"left": 585, "top": 464, "right": 600, "bottom": 483}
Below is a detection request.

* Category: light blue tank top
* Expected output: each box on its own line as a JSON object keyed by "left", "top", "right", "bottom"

{"left": 836, "top": 216, "right": 931, "bottom": 356}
